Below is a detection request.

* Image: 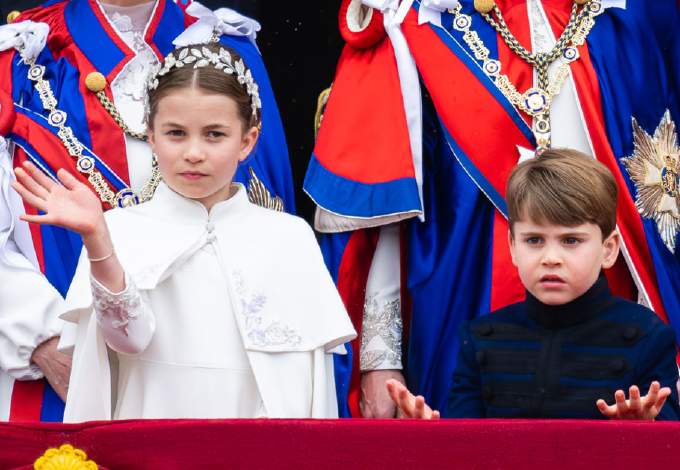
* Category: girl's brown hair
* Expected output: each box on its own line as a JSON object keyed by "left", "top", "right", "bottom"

{"left": 506, "top": 148, "right": 618, "bottom": 240}
{"left": 146, "top": 44, "right": 261, "bottom": 133}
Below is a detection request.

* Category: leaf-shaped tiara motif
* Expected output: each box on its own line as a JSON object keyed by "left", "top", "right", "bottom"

{"left": 147, "top": 46, "right": 261, "bottom": 116}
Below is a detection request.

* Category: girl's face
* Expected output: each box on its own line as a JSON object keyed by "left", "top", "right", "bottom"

{"left": 148, "top": 87, "right": 258, "bottom": 211}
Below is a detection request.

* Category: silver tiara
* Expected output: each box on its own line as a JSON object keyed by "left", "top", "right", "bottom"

{"left": 147, "top": 46, "right": 262, "bottom": 116}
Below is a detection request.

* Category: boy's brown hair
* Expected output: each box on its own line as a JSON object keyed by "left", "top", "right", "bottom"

{"left": 506, "top": 148, "right": 618, "bottom": 239}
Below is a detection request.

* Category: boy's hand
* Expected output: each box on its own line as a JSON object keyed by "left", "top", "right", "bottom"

{"left": 596, "top": 381, "right": 670, "bottom": 420}
{"left": 385, "top": 378, "right": 440, "bottom": 420}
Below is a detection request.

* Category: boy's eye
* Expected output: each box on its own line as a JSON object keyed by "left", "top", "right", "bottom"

{"left": 525, "top": 237, "right": 542, "bottom": 245}
{"left": 563, "top": 237, "right": 580, "bottom": 245}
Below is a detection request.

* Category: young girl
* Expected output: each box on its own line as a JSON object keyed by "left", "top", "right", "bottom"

{"left": 12, "top": 43, "right": 356, "bottom": 422}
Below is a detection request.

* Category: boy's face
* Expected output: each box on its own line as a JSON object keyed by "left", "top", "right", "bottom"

{"left": 508, "top": 219, "right": 620, "bottom": 305}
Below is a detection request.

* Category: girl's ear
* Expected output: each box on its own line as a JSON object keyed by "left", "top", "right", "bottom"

{"left": 601, "top": 230, "right": 620, "bottom": 269}
{"left": 239, "top": 126, "right": 259, "bottom": 162}
{"left": 147, "top": 127, "right": 156, "bottom": 153}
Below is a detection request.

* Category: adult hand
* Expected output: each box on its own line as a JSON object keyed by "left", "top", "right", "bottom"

{"left": 360, "top": 369, "right": 406, "bottom": 418}
{"left": 13, "top": 161, "right": 105, "bottom": 237}
{"left": 30, "top": 337, "right": 72, "bottom": 402}
{"left": 386, "top": 378, "right": 440, "bottom": 419}
{"left": 596, "top": 381, "right": 669, "bottom": 421}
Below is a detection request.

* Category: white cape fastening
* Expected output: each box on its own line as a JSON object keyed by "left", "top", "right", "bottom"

{"left": 174, "top": 2, "right": 261, "bottom": 52}
{"left": 0, "top": 20, "right": 48, "bottom": 60}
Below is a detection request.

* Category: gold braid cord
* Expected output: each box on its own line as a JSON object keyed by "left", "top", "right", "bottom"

{"left": 34, "top": 445, "right": 98, "bottom": 470}
{"left": 86, "top": 72, "right": 148, "bottom": 142}
{"left": 96, "top": 91, "right": 149, "bottom": 141}
{"left": 449, "top": 0, "right": 603, "bottom": 149}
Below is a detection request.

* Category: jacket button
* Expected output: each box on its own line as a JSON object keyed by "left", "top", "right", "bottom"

{"left": 206, "top": 233, "right": 216, "bottom": 242}
{"left": 479, "top": 323, "right": 493, "bottom": 336}
{"left": 483, "top": 386, "right": 493, "bottom": 401}
{"left": 475, "top": 351, "right": 486, "bottom": 365}
{"left": 612, "top": 358, "right": 625, "bottom": 372}
{"left": 622, "top": 327, "right": 637, "bottom": 340}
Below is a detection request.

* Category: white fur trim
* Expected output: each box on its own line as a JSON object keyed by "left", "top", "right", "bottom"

{"left": 348, "top": 0, "right": 374, "bottom": 33}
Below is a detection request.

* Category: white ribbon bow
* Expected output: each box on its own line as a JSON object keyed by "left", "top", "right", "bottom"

{"left": 367, "top": 0, "right": 457, "bottom": 27}
{"left": 0, "top": 20, "right": 49, "bottom": 61}
{"left": 174, "top": 2, "right": 262, "bottom": 53}
{"left": 602, "top": 0, "right": 626, "bottom": 9}
{"left": 418, "top": 0, "right": 459, "bottom": 26}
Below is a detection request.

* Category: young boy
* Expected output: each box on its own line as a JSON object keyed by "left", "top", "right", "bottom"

{"left": 388, "top": 149, "right": 680, "bottom": 420}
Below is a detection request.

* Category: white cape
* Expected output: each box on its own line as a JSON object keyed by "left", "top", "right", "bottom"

{"left": 61, "top": 183, "right": 356, "bottom": 421}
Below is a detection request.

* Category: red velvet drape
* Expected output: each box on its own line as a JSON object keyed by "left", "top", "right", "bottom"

{"left": 2, "top": 419, "right": 680, "bottom": 469}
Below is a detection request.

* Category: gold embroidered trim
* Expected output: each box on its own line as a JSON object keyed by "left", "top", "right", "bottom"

{"left": 247, "top": 167, "right": 284, "bottom": 212}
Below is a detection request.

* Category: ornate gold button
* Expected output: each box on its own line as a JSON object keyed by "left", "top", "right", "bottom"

{"left": 85, "top": 72, "right": 107, "bottom": 93}
{"left": 474, "top": 0, "right": 495, "bottom": 14}
{"left": 7, "top": 11, "right": 21, "bottom": 24}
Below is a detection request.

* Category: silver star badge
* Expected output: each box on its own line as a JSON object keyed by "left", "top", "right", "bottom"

{"left": 621, "top": 110, "right": 680, "bottom": 252}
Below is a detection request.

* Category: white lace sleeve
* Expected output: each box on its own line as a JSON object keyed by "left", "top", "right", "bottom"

{"left": 360, "top": 224, "right": 403, "bottom": 372}
{"left": 91, "top": 273, "right": 155, "bottom": 355}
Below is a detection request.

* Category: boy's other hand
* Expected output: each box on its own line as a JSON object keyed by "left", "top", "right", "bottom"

{"left": 385, "top": 379, "right": 440, "bottom": 420}
{"left": 360, "top": 370, "right": 405, "bottom": 418}
{"left": 596, "top": 381, "right": 670, "bottom": 420}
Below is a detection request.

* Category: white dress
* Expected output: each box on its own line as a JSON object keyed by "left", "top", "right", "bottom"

{"left": 61, "top": 183, "right": 356, "bottom": 422}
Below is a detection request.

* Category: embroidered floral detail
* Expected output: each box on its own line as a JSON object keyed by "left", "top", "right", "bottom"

{"left": 360, "top": 294, "right": 402, "bottom": 371}
{"left": 233, "top": 271, "right": 302, "bottom": 348}
{"left": 111, "top": 12, "right": 134, "bottom": 33}
{"left": 91, "top": 274, "right": 144, "bottom": 337}
{"left": 106, "top": 11, "right": 160, "bottom": 132}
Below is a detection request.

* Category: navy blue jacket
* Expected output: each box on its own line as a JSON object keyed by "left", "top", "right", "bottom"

{"left": 443, "top": 274, "right": 680, "bottom": 420}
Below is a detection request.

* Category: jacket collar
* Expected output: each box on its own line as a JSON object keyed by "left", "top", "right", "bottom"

{"left": 524, "top": 271, "right": 617, "bottom": 329}
{"left": 63, "top": 0, "right": 188, "bottom": 82}
{"left": 145, "top": 180, "right": 251, "bottom": 225}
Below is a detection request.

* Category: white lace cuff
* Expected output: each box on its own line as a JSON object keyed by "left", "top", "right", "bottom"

{"left": 27, "top": 361, "right": 45, "bottom": 380}
{"left": 360, "top": 293, "right": 403, "bottom": 371}
{"left": 91, "top": 273, "right": 143, "bottom": 338}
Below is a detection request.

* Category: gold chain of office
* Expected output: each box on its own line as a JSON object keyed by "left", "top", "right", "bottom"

{"left": 21, "top": 52, "right": 159, "bottom": 208}
{"left": 449, "top": 0, "right": 603, "bottom": 149}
